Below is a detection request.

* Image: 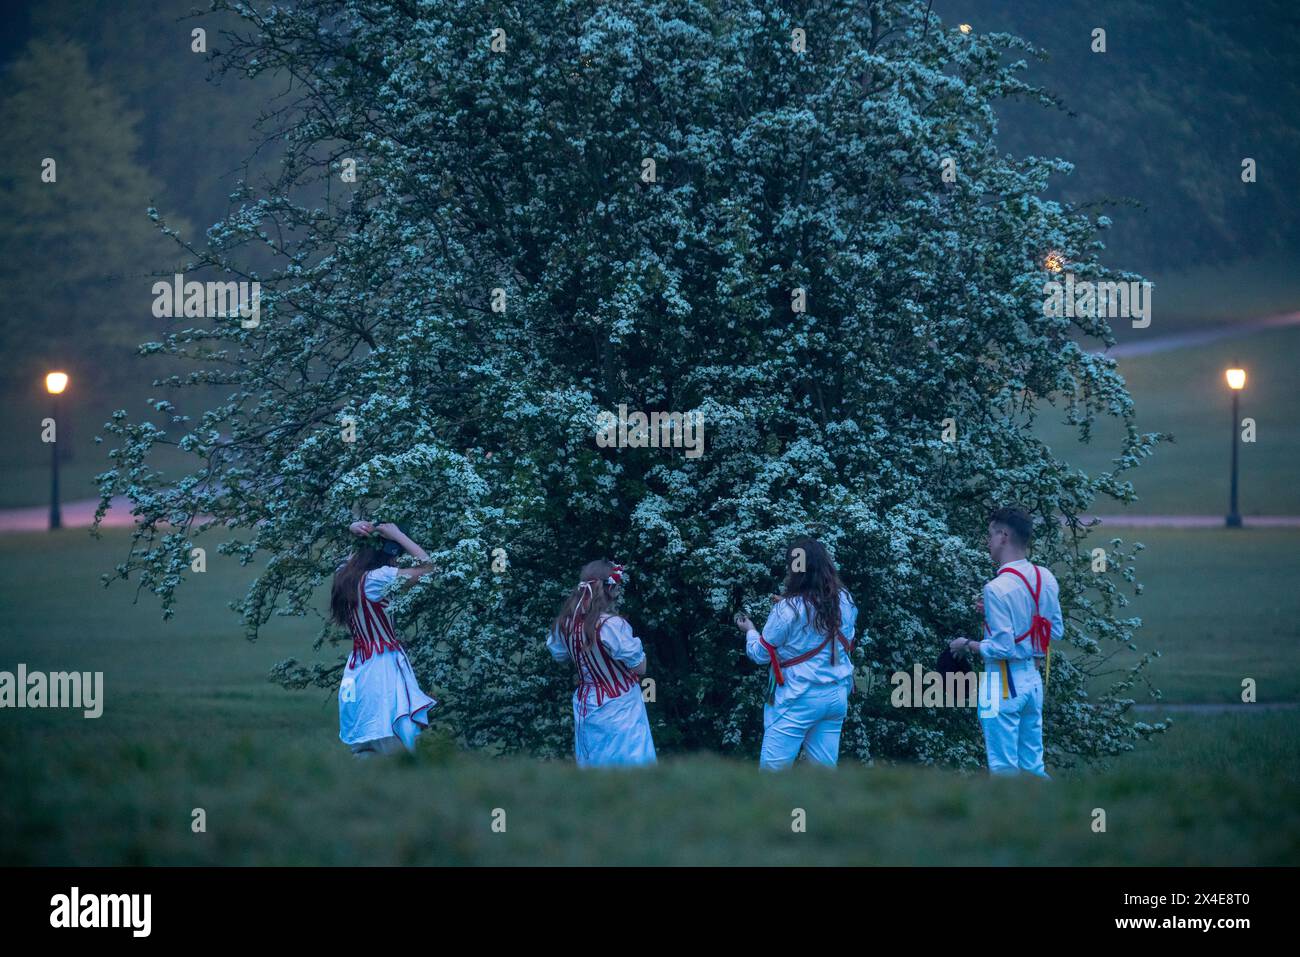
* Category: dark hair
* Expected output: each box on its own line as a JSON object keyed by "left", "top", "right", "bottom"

{"left": 781, "top": 537, "right": 849, "bottom": 640}
{"left": 989, "top": 506, "right": 1034, "bottom": 548}
{"left": 553, "top": 559, "right": 622, "bottom": 652}
{"left": 331, "top": 545, "right": 393, "bottom": 626}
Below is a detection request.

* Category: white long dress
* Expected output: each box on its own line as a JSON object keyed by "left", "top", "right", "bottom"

{"left": 338, "top": 565, "right": 437, "bottom": 752}
{"left": 547, "top": 613, "right": 656, "bottom": 768}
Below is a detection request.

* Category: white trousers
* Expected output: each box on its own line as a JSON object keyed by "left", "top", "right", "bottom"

{"left": 979, "top": 662, "right": 1048, "bottom": 777}
{"left": 760, "top": 682, "right": 850, "bottom": 770}
{"left": 350, "top": 735, "right": 406, "bottom": 758}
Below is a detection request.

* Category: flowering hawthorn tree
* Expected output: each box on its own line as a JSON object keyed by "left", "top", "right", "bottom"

{"left": 98, "top": 0, "right": 1166, "bottom": 766}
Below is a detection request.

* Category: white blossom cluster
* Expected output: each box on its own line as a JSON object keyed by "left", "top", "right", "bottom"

{"left": 97, "top": 0, "right": 1166, "bottom": 766}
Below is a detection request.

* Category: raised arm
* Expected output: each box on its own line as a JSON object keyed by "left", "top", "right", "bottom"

{"left": 375, "top": 523, "right": 439, "bottom": 579}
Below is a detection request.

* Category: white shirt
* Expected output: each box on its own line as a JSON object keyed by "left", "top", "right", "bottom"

{"left": 980, "top": 559, "right": 1063, "bottom": 662}
{"left": 363, "top": 563, "right": 400, "bottom": 602}
{"left": 745, "top": 590, "right": 858, "bottom": 698}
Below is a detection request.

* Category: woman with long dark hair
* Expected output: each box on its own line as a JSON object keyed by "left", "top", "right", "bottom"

{"left": 546, "top": 559, "right": 655, "bottom": 767}
{"left": 331, "top": 521, "right": 439, "bottom": 757}
{"left": 734, "top": 537, "right": 859, "bottom": 769}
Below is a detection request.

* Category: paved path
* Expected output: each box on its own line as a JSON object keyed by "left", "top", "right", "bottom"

{"left": 3, "top": 497, "right": 1299, "bottom": 534}
{"left": 0, "top": 496, "right": 138, "bottom": 532}
{"left": 1098, "top": 310, "right": 1300, "bottom": 358}
{"left": 1080, "top": 515, "right": 1300, "bottom": 528}
{"left": 1131, "top": 703, "right": 1299, "bottom": 714}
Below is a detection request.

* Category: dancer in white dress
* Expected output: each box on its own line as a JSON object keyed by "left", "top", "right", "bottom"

{"left": 546, "top": 560, "right": 656, "bottom": 767}
{"left": 331, "top": 521, "right": 439, "bottom": 756}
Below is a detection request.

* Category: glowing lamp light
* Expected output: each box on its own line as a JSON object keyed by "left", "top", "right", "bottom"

{"left": 45, "top": 371, "right": 69, "bottom": 395}
{"left": 1226, "top": 368, "right": 1246, "bottom": 390}
{"left": 959, "top": 24, "right": 973, "bottom": 34}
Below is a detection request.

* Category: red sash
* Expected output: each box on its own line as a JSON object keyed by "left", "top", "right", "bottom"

{"left": 984, "top": 564, "right": 1052, "bottom": 654}
{"left": 758, "top": 629, "right": 854, "bottom": 687}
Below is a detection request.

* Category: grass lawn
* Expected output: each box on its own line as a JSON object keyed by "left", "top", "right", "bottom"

{"left": 2, "top": 707, "right": 1295, "bottom": 866}
{"left": 1101, "top": 527, "right": 1300, "bottom": 703}
{"left": 1126, "top": 251, "right": 1300, "bottom": 338}
{"left": 0, "top": 528, "right": 1296, "bottom": 865}
{"left": 0, "top": 378, "right": 217, "bottom": 509}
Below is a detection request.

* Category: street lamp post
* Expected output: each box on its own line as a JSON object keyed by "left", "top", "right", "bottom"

{"left": 45, "top": 371, "right": 68, "bottom": 531}
{"left": 1225, "top": 367, "right": 1246, "bottom": 528}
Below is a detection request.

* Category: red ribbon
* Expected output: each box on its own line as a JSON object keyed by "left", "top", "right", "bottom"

{"left": 996, "top": 565, "right": 1052, "bottom": 654}
{"left": 1027, "top": 614, "right": 1052, "bottom": 654}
